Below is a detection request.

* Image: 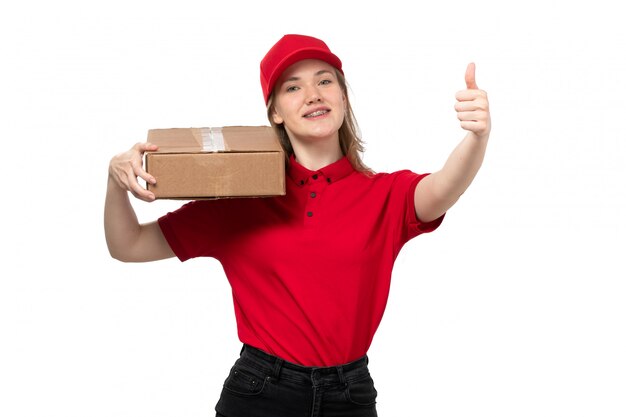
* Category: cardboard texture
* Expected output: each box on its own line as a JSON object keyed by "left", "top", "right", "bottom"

{"left": 145, "top": 126, "right": 285, "bottom": 199}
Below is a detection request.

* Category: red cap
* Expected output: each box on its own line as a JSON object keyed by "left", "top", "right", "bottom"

{"left": 260, "top": 34, "right": 343, "bottom": 104}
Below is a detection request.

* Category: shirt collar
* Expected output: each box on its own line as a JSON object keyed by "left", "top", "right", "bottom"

{"left": 287, "top": 154, "right": 355, "bottom": 187}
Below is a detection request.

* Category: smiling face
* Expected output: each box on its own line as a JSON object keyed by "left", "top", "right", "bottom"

{"left": 270, "top": 59, "right": 346, "bottom": 148}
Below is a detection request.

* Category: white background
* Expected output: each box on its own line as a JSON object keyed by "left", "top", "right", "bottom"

{"left": 1, "top": 0, "right": 625, "bottom": 416}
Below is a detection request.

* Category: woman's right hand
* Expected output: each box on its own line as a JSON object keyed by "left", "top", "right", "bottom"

{"left": 108, "top": 142, "right": 159, "bottom": 202}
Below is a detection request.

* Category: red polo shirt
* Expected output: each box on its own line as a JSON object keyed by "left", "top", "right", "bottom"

{"left": 158, "top": 156, "right": 444, "bottom": 366}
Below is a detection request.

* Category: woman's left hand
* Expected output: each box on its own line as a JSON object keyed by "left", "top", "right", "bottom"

{"left": 455, "top": 63, "right": 491, "bottom": 140}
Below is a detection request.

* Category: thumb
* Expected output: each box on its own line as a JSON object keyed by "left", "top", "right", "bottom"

{"left": 465, "top": 62, "right": 478, "bottom": 89}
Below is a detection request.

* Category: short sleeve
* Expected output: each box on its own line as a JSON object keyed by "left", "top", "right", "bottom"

{"left": 390, "top": 170, "right": 445, "bottom": 244}
{"left": 158, "top": 200, "right": 225, "bottom": 261}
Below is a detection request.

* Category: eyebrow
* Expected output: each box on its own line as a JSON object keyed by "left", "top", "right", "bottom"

{"left": 283, "top": 69, "right": 333, "bottom": 83}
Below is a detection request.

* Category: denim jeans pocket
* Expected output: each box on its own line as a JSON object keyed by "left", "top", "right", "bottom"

{"left": 345, "top": 374, "right": 378, "bottom": 406}
{"left": 223, "top": 363, "right": 269, "bottom": 397}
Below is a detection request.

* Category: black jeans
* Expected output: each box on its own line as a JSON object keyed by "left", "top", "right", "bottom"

{"left": 215, "top": 344, "right": 378, "bottom": 417}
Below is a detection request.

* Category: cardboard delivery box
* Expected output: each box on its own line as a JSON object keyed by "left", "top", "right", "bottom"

{"left": 145, "top": 126, "right": 285, "bottom": 199}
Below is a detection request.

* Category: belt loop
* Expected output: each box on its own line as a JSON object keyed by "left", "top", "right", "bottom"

{"left": 272, "top": 357, "right": 284, "bottom": 380}
{"left": 336, "top": 365, "right": 346, "bottom": 386}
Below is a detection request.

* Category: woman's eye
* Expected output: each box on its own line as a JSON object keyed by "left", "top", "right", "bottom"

{"left": 286, "top": 86, "right": 299, "bottom": 92}
{"left": 319, "top": 79, "right": 332, "bottom": 85}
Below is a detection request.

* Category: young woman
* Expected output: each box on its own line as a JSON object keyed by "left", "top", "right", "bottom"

{"left": 105, "top": 34, "right": 490, "bottom": 417}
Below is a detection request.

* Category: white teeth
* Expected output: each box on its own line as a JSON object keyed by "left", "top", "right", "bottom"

{"left": 306, "top": 110, "right": 327, "bottom": 118}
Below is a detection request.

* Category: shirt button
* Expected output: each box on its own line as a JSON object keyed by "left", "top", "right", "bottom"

{"left": 310, "top": 192, "right": 316, "bottom": 198}
{"left": 300, "top": 180, "right": 305, "bottom": 185}
{"left": 307, "top": 211, "right": 313, "bottom": 217}
{"left": 326, "top": 178, "right": 331, "bottom": 183}
{"left": 312, "top": 174, "right": 318, "bottom": 180}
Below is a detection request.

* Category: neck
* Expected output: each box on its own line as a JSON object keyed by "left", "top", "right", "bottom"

{"left": 291, "top": 140, "right": 343, "bottom": 171}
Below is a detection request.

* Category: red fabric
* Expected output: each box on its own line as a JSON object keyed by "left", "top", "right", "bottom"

{"left": 158, "top": 156, "right": 444, "bottom": 366}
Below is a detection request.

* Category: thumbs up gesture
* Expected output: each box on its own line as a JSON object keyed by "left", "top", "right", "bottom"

{"left": 455, "top": 63, "right": 490, "bottom": 139}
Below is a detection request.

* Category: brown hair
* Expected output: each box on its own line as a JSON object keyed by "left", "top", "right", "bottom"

{"left": 266, "top": 69, "right": 373, "bottom": 175}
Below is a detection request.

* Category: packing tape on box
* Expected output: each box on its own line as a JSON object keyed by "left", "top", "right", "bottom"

{"left": 200, "top": 127, "right": 225, "bottom": 152}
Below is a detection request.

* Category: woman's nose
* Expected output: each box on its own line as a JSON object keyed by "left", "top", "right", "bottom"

{"left": 305, "top": 87, "right": 321, "bottom": 104}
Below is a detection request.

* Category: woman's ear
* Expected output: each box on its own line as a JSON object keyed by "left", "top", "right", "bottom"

{"left": 271, "top": 107, "right": 284, "bottom": 125}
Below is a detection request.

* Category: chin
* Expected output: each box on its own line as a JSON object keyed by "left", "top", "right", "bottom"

{"left": 310, "top": 124, "right": 342, "bottom": 139}
{"left": 286, "top": 124, "right": 341, "bottom": 144}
